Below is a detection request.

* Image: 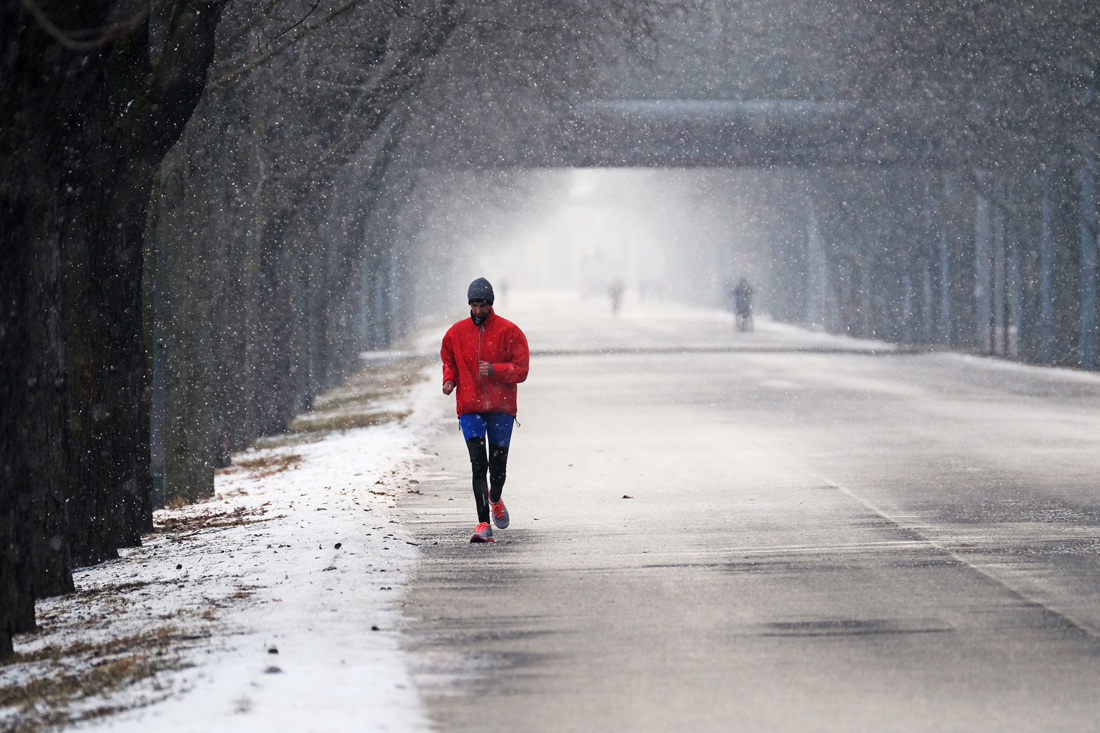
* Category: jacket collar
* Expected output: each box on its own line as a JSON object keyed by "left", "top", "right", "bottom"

{"left": 471, "top": 307, "right": 495, "bottom": 327}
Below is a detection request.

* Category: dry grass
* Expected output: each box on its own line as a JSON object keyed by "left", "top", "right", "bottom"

{"left": 2, "top": 627, "right": 184, "bottom": 670}
{"left": 309, "top": 389, "right": 386, "bottom": 412}
{"left": 280, "top": 355, "right": 429, "bottom": 437}
{"left": 155, "top": 505, "right": 279, "bottom": 534}
{"left": 74, "top": 581, "right": 154, "bottom": 599}
{"left": 0, "top": 658, "right": 157, "bottom": 733}
{"left": 233, "top": 453, "right": 302, "bottom": 478}
{"left": 250, "top": 432, "right": 326, "bottom": 450}
{"left": 321, "top": 355, "right": 432, "bottom": 404}
{"left": 221, "top": 354, "right": 430, "bottom": 452}
{"left": 0, "top": 626, "right": 197, "bottom": 733}
{"left": 233, "top": 584, "right": 261, "bottom": 600}
{"left": 288, "top": 409, "right": 409, "bottom": 434}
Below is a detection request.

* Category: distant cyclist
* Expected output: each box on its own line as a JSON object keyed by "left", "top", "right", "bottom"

{"left": 441, "top": 278, "right": 530, "bottom": 542}
{"left": 733, "top": 277, "right": 754, "bottom": 332}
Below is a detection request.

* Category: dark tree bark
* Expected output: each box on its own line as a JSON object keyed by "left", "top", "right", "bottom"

{"left": 0, "top": 0, "right": 226, "bottom": 657}
{"left": 1045, "top": 156, "right": 1084, "bottom": 367}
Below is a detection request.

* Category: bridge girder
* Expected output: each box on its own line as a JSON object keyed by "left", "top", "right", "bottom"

{"left": 430, "top": 100, "right": 969, "bottom": 169}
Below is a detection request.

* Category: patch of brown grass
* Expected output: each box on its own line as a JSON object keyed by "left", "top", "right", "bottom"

{"left": 78, "top": 581, "right": 154, "bottom": 598}
{"left": 339, "top": 355, "right": 433, "bottom": 394}
{"left": 3, "top": 640, "right": 92, "bottom": 667}
{"left": 234, "top": 453, "right": 302, "bottom": 479}
{"left": 287, "top": 409, "right": 409, "bottom": 434}
{"left": 155, "top": 505, "right": 274, "bottom": 534}
{"left": 0, "top": 626, "right": 198, "bottom": 733}
{"left": 0, "top": 655, "right": 159, "bottom": 707}
{"left": 309, "top": 389, "right": 386, "bottom": 412}
{"left": 0, "top": 657, "right": 165, "bottom": 733}
{"left": 3, "top": 626, "right": 184, "bottom": 669}
{"left": 165, "top": 495, "right": 188, "bottom": 510}
{"left": 242, "top": 354, "right": 430, "bottom": 448}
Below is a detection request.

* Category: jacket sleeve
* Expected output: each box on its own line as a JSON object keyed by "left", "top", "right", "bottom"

{"left": 490, "top": 325, "right": 530, "bottom": 384}
{"left": 441, "top": 330, "right": 459, "bottom": 385}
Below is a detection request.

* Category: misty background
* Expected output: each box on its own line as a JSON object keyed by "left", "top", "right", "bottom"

{"left": 4, "top": 0, "right": 1100, "bottom": 655}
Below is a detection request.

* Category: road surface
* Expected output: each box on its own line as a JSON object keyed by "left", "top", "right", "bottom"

{"left": 399, "top": 292, "right": 1100, "bottom": 732}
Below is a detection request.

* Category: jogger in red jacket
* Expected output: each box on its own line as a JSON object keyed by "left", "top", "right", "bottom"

{"left": 441, "top": 278, "right": 530, "bottom": 543}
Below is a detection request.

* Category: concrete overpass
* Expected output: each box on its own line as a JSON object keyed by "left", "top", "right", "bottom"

{"left": 432, "top": 99, "right": 965, "bottom": 168}
{"left": 418, "top": 97, "right": 1099, "bottom": 373}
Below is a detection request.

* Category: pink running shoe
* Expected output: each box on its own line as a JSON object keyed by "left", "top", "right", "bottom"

{"left": 470, "top": 522, "right": 494, "bottom": 543}
{"left": 490, "top": 499, "right": 510, "bottom": 529}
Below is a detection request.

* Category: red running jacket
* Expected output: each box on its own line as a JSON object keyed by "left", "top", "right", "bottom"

{"left": 441, "top": 309, "right": 530, "bottom": 416}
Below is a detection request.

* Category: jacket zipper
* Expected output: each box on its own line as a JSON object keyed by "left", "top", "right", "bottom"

{"left": 477, "top": 324, "right": 491, "bottom": 412}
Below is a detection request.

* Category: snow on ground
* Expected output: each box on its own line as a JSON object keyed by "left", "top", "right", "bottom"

{"left": 491, "top": 290, "right": 896, "bottom": 354}
{"left": 952, "top": 352, "right": 1100, "bottom": 383}
{"left": 1, "top": 358, "right": 442, "bottom": 733}
{"left": 6, "top": 290, "right": 1048, "bottom": 732}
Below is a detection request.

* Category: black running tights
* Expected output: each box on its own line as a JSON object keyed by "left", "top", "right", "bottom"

{"left": 466, "top": 437, "right": 509, "bottom": 524}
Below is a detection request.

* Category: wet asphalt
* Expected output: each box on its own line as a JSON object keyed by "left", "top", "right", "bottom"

{"left": 398, "top": 296, "right": 1100, "bottom": 732}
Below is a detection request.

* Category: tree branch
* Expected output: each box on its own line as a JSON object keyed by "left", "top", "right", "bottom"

{"left": 209, "top": 0, "right": 364, "bottom": 87}
{"left": 216, "top": 0, "right": 282, "bottom": 59}
{"left": 19, "top": 0, "right": 149, "bottom": 51}
{"left": 263, "top": 0, "right": 321, "bottom": 46}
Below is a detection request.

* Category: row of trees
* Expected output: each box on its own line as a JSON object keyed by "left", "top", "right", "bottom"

{"left": 638, "top": 0, "right": 1100, "bottom": 370}
{"left": 758, "top": 1, "right": 1100, "bottom": 368}
{"left": 2, "top": 0, "right": 229, "bottom": 657}
{"left": 148, "top": 0, "right": 674, "bottom": 498}
{"left": 6, "top": 0, "right": 1099, "bottom": 658}
{"left": 0, "top": 0, "right": 677, "bottom": 656}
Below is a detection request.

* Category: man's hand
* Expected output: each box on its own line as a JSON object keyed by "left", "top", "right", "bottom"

{"left": 442, "top": 380, "right": 455, "bottom": 395}
{"left": 479, "top": 360, "right": 494, "bottom": 377}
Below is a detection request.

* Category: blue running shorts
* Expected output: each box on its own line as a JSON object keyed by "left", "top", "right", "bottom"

{"left": 459, "top": 412, "right": 515, "bottom": 447}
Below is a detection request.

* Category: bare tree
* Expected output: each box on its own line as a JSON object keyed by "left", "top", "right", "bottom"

{"left": 1, "top": 0, "right": 229, "bottom": 656}
{"left": 148, "top": 0, "right": 681, "bottom": 505}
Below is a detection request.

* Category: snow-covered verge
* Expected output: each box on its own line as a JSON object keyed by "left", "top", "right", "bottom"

{"left": 952, "top": 351, "right": 1100, "bottom": 383}
{"left": 1, "top": 357, "right": 441, "bottom": 733}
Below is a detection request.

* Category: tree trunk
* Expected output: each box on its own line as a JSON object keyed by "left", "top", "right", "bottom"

{"left": 0, "top": 0, "right": 225, "bottom": 657}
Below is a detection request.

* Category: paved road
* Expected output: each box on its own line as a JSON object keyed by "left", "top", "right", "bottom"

{"left": 399, "top": 293, "right": 1100, "bottom": 732}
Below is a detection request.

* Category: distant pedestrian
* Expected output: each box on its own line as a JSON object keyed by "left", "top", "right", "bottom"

{"left": 609, "top": 277, "right": 625, "bottom": 314}
{"left": 733, "top": 278, "right": 754, "bottom": 332}
{"left": 441, "top": 278, "right": 530, "bottom": 543}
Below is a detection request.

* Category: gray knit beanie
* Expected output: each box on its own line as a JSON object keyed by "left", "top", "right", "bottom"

{"left": 467, "top": 277, "right": 494, "bottom": 304}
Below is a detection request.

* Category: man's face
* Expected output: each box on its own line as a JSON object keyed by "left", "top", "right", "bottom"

{"left": 470, "top": 300, "right": 492, "bottom": 319}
